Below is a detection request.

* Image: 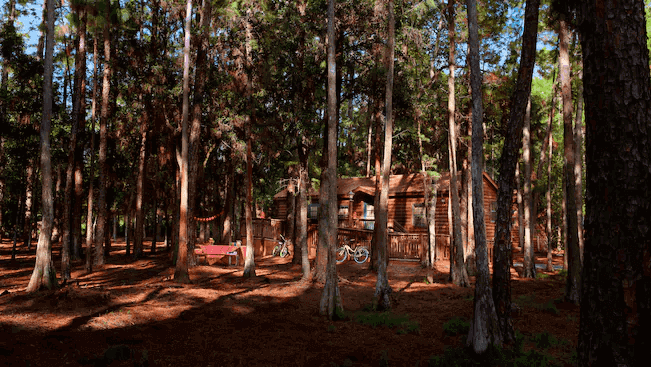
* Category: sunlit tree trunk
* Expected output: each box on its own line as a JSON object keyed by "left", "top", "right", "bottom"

{"left": 319, "top": 0, "right": 343, "bottom": 320}
{"left": 466, "top": 0, "right": 502, "bottom": 352}
{"left": 522, "top": 98, "right": 536, "bottom": 278}
{"left": 373, "top": 0, "right": 395, "bottom": 311}
{"left": 297, "top": 148, "right": 310, "bottom": 280}
{"left": 559, "top": 15, "right": 580, "bottom": 303}
{"left": 27, "top": 0, "right": 57, "bottom": 292}
{"left": 175, "top": 0, "right": 192, "bottom": 283}
{"left": 242, "top": 8, "right": 256, "bottom": 278}
{"left": 447, "top": 0, "right": 469, "bottom": 287}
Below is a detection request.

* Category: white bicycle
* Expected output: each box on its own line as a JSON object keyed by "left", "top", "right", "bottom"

{"left": 336, "top": 239, "right": 369, "bottom": 264}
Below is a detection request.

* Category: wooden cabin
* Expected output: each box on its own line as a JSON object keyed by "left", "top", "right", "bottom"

{"left": 273, "top": 172, "right": 527, "bottom": 258}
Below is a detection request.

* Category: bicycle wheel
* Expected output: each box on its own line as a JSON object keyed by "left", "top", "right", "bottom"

{"left": 353, "top": 247, "right": 369, "bottom": 264}
{"left": 280, "top": 246, "right": 290, "bottom": 258}
{"left": 272, "top": 245, "right": 280, "bottom": 256}
{"left": 336, "top": 247, "right": 348, "bottom": 263}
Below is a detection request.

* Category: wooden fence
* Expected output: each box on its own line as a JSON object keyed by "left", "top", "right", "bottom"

{"left": 242, "top": 220, "right": 501, "bottom": 263}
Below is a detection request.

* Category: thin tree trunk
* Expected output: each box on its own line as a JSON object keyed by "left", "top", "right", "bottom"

{"left": 516, "top": 162, "right": 524, "bottom": 250}
{"left": 546, "top": 113, "right": 554, "bottom": 271}
{"left": 27, "top": 0, "right": 57, "bottom": 292}
{"left": 94, "top": 0, "right": 112, "bottom": 268}
{"left": 85, "top": 34, "right": 99, "bottom": 273}
{"left": 319, "top": 0, "right": 343, "bottom": 320}
{"left": 134, "top": 113, "right": 147, "bottom": 258}
{"left": 492, "top": 0, "right": 540, "bottom": 344}
{"left": 24, "top": 162, "right": 34, "bottom": 249}
{"left": 242, "top": 8, "right": 256, "bottom": 278}
{"left": 466, "top": 0, "right": 502, "bottom": 352}
{"left": 522, "top": 98, "right": 536, "bottom": 278}
{"left": 298, "top": 149, "right": 310, "bottom": 280}
{"left": 174, "top": 0, "right": 192, "bottom": 283}
{"left": 447, "top": 0, "right": 469, "bottom": 287}
{"left": 573, "top": 66, "right": 584, "bottom": 262}
{"left": 559, "top": 15, "right": 580, "bottom": 303}
{"left": 287, "top": 168, "right": 297, "bottom": 262}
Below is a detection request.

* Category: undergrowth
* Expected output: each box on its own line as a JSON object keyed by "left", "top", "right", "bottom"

{"left": 350, "top": 308, "right": 420, "bottom": 335}
{"left": 428, "top": 325, "right": 576, "bottom": 367}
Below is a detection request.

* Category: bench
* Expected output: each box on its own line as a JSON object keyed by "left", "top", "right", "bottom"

{"left": 195, "top": 244, "right": 247, "bottom": 266}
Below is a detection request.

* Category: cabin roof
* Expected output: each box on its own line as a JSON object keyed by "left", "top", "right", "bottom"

{"left": 273, "top": 172, "right": 497, "bottom": 200}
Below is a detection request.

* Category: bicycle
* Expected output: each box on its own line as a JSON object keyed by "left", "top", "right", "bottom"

{"left": 336, "top": 238, "right": 369, "bottom": 264}
{"left": 273, "top": 234, "right": 290, "bottom": 258}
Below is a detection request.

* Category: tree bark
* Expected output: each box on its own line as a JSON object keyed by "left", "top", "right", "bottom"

{"left": 575, "top": 1, "right": 651, "bottom": 364}
{"left": 85, "top": 34, "right": 99, "bottom": 273}
{"left": 373, "top": 0, "right": 395, "bottom": 311}
{"left": 466, "top": 0, "right": 502, "bottom": 353}
{"left": 298, "top": 148, "right": 310, "bottom": 280}
{"left": 559, "top": 15, "right": 580, "bottom": 304}
{"left": 492, "top": 0, "right": 539, "bottom": 344}
{"left": 27, "top": 0, "right": 57, "bottom": 292}
{"left": 319, "top": 0, "right": 343, "bottom": 320}
{"left": 447, "top": 0, "right": 468, "bottom": 287}
{"left": 174, "top": 0, "right": 192, "bottom": 283}
{"left": 522, "top": 98, "right": 536, "bottom": 278}
{"left": 94, "top": 0, "right": 112, "bottom": 268}
{"left": 242, "top": 8, "right": 256, "bottom": 278}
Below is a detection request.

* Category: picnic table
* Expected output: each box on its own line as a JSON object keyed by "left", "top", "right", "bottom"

{"left": 194, "top": 243, "right": 247, "bottom": 266}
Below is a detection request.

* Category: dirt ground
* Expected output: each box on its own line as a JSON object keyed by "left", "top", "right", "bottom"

{"left": 0, "top": 238, "right": 577, "bottom": 367}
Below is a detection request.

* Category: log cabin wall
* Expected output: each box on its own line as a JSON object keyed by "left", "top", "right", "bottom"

{"left": 272, "top": 172, "right": 526, "bottom": 258}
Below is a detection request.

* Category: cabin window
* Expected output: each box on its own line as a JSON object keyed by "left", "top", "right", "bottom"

{"left": 490, "top": 201, "right": 497, "bottom": 223}
{"left": 338, "top": 205, "right": 349, "bottom": 219}
{"left": 363, "top": 202, "right": 375, "bottom": 230}
{"left": 308, "top": 204, "right": 320, "bottom": 220}
{"left": 413, "top": 203, "right": 427, "bottom": 228}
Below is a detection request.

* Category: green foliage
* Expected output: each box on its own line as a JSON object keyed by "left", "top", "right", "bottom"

{"left": 428, "top": 330, "right": 572, "bottom": 367}
{"left": 442, "top": 316, "right": 470, "bottom": 336}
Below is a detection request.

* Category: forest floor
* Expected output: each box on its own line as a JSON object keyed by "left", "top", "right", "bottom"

{"left": 0, "top": 238, "right": 577, "bottom": 367}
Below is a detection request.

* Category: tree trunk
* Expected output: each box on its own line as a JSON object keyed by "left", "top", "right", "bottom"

{"left": 174, "top": 0, "right": 192, "bottom": 283}
{"left": 559, "top": 15, "right": 580, "bottom": 304}
{"left": 573, "top": 66, "right": 584, "bottom": 262}
{"left": 575, "top": 1, "right": 651, "bottom": 364}
{"left": 546, "top": 112, "right": 554, "bottom": 271}
{"left": 319, "top": 0, "right": 343, "bottom": 320}
{"left": 447, "top": 0, "right": 469, "bottom": 287}
{"left": 27, "top": 0, "right": 57, "bottom": 292}
{"left": 287, "top": 168, "right": 297, "bottom": 262}
{"left": 492, "top": 0, "right": 540, "bottom": 344}
{"left": 242, "top": 9, "right": 256, "bottom": 278}
{"left": 466, "top": 0, "right": 502, "bottom": 352}
{"left": 373, "top": 0, "right": 395, "bottom": 311}
{"left": 187, "top": 0, "right": 211, "bottom": 268}
{"left": 94, "top": 0, "right": 112, "bottom": 268}
{"left": 516, "top": 162, "right": 524, "bottom": 250}
{"left": 522, "top": 98, "right": 536, "bottom": 278}
{"left": 134, "top": 114, "right": 147, "bottom": 259}
{"left": 85, "top": 33, "right": 99, "bottom": 273}
{"left": 297, "top": 147, "right": 310, "bottom": 280}
{"left": 23, "top": 162, "right": 34, "bottom": 249}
